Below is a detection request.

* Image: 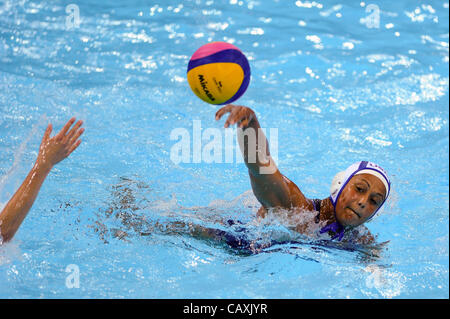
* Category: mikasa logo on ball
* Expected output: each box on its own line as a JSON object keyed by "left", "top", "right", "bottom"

{"left": 198, "top": 74, "right": 215, "bottom": 102}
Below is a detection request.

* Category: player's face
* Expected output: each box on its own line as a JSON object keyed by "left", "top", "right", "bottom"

{"left": 335, "top": 174, "right": 386, "bottom": 227}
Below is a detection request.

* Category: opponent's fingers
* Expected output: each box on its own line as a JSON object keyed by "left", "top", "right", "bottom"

{"left": 41, "top": 124, "right": 52, "bottom": 145}
{"left": 68, "top": 127, "right": 84, "bottom": 146}
{"left": 56, "top": 117, "right": 76, "bottom": 140}
{"left": 66, "top": 139, "right": 82, "bottom": 157}
{"left": 215, "top": 104, "right": 235, "bottom": 120}
{"left": 38, "top": 124, "right": 52, "bottom": 153}
{"left": 64, "top": 120, "right": 83, "bottom": 142}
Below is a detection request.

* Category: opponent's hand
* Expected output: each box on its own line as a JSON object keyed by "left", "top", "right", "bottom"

{"left": 36, "top": 117, "right": 84, "bottom": 169}
{"left": 215, "top": 104, "right": 256, "bottom": 129}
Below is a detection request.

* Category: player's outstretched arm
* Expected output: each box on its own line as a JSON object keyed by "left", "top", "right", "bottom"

{"left": 216, "top": 104, "right": 310, "bottom": 211}
{"left": 0, "top": 118, "right": 84, "bottom": 244}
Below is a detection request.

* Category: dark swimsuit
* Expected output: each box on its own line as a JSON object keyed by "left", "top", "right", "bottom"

{"left": 210, "top": 198, "right": 323, "bottom": 254}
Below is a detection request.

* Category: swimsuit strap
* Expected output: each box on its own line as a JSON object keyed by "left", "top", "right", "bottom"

{"left": 312, "top": 198, "right": 321, "bottom": 212}
{"left": 312, "top": 198, "right": 321, "bottom": 224}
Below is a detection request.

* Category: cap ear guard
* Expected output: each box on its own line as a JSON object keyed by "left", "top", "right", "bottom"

{"left": 329, "top": 162, "right": 361, "bottom": 207}
{"left": 330, "top": 171, "right": 346, "bottom": 206}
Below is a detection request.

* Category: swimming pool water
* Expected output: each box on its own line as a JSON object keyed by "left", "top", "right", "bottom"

{"left": 0, "top": 0, "right": 448, "bottom": 298}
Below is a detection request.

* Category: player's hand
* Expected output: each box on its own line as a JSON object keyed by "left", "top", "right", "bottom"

{"left": 36, "top": 117, "right": 84, "bottom": 169}
{"left": 215, "top": 104, "right": 256, "bottom": 129}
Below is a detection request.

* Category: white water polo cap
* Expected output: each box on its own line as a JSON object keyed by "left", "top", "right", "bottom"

{"left": 329, "top": 161, "right": 391, "bottom": 220}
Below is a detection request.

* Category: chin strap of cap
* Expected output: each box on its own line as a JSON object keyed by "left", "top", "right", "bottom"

{"left": 316, "top": 196, "right": 346, "bottom": 241}
{"left": 319, "top": 197, "right": 346, "bottom": 241}
{"left": 319, "top": 221, "right": 345, "bottom": 241}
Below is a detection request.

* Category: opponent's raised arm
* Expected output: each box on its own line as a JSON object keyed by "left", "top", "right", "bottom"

{"left": 0, "top": 118, "right": 84, "bottom": 243}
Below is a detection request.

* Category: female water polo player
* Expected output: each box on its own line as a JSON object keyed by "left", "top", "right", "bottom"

{"left": 105, "top": 104, "right": 391, "bottom": 252}
{"left": 213, "top": 104, "right": 391, "bottom": 245}
{"left": 0, "top": 118, "right": 84, "bottom": 244}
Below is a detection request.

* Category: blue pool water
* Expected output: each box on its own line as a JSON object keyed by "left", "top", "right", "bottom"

{"left": 0, "top": 0, "right": 448, "bottom": 298}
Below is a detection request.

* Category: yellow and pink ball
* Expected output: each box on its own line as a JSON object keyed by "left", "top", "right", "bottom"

{"left": 187, "top": 42, "right": 251, "bottom": 105}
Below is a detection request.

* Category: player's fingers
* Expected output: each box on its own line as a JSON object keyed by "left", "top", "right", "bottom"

{"left": 65, "top": 120, "right": 83, "bottom": 142}
{"left": 56, "top": 117, "right": 76, "bottom": 140}
{"left": 224, "top": 113, "right": 234, "bottom": 128}
{"left": 215, "top": 104, "right": 235, "bottom": 120}
{"left": 225, "top": 108, "right": 242, "bottom": 127}
{"left": 42, "top": 124, "right": 52, "bottom": 143}
{"left": 230, "top": 106, "right": 248, "bottom": 126}
{"left": 68, "top": 127, "right": 84, "bottom": 146}
{"left": 66, "top": 139, "right": 82, "bottom": 156}
{"left": 39, "top": 124, "right": 52, "bottom": 150}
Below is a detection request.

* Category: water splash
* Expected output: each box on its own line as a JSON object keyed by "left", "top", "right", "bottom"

{"left": 364, "top": 264, "right": 407, "bottom": 298}
{"left": 0, "top": 114, "right": 47, "bottom": 200}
